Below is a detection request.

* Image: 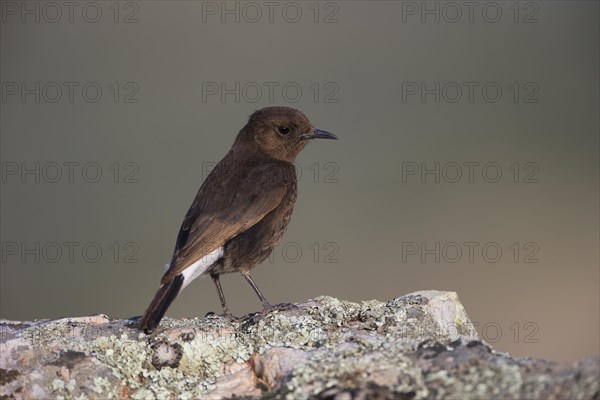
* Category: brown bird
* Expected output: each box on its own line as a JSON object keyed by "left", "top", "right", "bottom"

{"left": 139, "top": 106, "right": 337, "bottom": 333}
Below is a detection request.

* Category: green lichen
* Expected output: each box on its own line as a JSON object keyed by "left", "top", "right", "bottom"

{"left": 3, "top": 292, "right": 597, "bottom": 399}
{"left": 65, "top": 296, "right": 429, "bottom": 399}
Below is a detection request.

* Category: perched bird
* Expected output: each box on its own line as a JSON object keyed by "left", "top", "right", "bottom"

{"left": 139, "top": 106, "right": 337, "bottom": 333}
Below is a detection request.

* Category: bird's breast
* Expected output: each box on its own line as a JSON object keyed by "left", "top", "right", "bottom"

{"left": 219, "top": 180, "right": 298, "bottom": 273}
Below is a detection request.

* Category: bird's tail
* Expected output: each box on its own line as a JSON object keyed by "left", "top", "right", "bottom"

{"left": 139, "top": 274, "right": 184, "bottom": 333}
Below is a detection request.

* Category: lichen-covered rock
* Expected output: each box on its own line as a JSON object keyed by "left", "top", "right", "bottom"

{"left": 0, "top": 291, "right": 598, "bottom": 399}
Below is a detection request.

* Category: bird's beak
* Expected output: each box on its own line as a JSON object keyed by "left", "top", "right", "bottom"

{"left": 300, "top": 129, "right": 338, "bottom": 140}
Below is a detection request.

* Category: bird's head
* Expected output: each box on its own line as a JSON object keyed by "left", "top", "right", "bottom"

{"left": 237, "top": 106, "right": 337, "bottom": 162}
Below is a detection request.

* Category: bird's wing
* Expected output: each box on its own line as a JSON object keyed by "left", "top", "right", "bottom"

{"left": 161, "top": 161, "right": 294, "bottom": 283}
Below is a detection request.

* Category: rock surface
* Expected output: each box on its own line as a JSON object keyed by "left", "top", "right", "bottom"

{"left": 0, "top": 291, "right": 598, "bottom": 399}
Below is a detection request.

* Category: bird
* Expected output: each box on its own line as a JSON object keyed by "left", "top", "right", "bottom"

{"left": 139, "top": 106, "right": 337, "bottom": 333}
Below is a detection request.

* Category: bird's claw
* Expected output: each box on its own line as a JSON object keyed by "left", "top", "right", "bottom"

{"left": 262, "top": 302, "right": 299, "bottom": 313}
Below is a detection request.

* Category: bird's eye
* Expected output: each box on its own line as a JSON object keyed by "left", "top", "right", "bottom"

{"left": 277, "top": 126, "right": 290, "bottom": 135}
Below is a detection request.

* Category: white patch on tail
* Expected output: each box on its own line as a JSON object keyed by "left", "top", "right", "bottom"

{"left": 180, "top": 247, "right": 224, "bottom": 289}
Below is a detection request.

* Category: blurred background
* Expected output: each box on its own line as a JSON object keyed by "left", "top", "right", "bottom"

{"left": 1, "top": 1, "right": 598, "bottom": 363}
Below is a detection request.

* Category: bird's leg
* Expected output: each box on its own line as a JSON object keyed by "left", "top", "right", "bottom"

{"left": 240, "top": 271, "right": 273, "bottom": 311}
{"left": 210, "top": 273, "right": 233, "bottom": 318}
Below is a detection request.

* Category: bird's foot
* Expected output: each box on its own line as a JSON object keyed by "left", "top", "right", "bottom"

{"left": 240, "top": 303, "right": 299, "bottom": 332}
{"left": 262, "top": 302, "right": 298, "bottom": 313}
{"left": 205, "top": 310, "right": 235, "bottom": 320}
{"left": 240, "top": 312, "right": 263, "bottom": 332}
